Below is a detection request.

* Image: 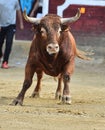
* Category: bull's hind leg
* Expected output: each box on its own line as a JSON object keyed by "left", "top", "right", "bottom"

{"left": 11, "top": 63, "right": 35, "bottom": 106}
{"left": 31, "top": 70, "right": 43, "bottom": 98}
{"left": 55, "top": 76, "right": 62, "bottom": 100}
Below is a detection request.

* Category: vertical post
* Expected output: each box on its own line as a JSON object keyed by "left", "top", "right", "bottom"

{"left": 42, "top": 0, "right": 49, "bottom": 16}
{"left": 57, "top": 0, "right": 71, "bottom": 17}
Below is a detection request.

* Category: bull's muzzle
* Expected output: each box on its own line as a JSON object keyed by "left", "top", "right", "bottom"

{"left": 46, "top": 43, "right": 59, "bottom": 55}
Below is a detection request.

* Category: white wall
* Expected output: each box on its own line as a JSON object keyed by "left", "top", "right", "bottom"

{"left": 57, "top": 0, "right": 105, "bottom": 16}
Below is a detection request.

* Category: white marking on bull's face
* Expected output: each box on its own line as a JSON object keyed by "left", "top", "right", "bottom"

{"left": 40, "top": 27, "right": 47, "bottom": 37}
{"left": 46, "top": 43, "right": 59, "bottom": 55}
{"left": 57, "top": 27, "right": 61, "bottom": 38}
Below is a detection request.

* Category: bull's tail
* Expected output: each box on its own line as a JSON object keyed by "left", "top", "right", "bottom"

{"left": 76, "top": 48, "right": 93, "bottom": 60}
{"left": 68, "top": 31, "right": 93, "bottom": 61}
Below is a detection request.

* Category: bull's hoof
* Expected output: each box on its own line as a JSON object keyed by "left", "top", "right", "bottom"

{"left": 10, "top": 98, "right": 23, "bottom": 106}
{"left": 55, "top": 92, "right": 62, "bottom": 100}
{"left": 61, "top": 95, "right": 72, "bottom": 105}
{"left": 30, "top": 92, "right": 40, "bottom": 98}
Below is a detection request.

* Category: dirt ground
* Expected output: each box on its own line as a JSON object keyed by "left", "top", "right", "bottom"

{"left": 0, "top": 35, "right": 105, "bottom": 130}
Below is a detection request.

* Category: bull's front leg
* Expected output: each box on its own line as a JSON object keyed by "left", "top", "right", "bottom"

{"left": 11, "top": 63, "right": 35, "bottom": 106}
{"left": 62, "top": 73, "right": 71, "bottom": 104}
{"left": 11, "top": 80, "right": 32, "bottom": 106}
{"left": 62, "top": 56, "right": 75, "bottom": 104}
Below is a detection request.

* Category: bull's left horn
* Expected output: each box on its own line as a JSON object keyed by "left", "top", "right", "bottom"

{"left": 23, "top": 9, "right": 41, "bottom": 24}
{"left": 61, "top": 8, "right": 81, "bottom": 24}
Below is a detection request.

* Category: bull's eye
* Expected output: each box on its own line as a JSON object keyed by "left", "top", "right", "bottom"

{"left": 40, "top": 27, "right": 47, "bottom": 37}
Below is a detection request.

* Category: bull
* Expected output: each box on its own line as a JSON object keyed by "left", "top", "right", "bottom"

{"left": 12, "top": 9, "right": 90, "bottom": 105}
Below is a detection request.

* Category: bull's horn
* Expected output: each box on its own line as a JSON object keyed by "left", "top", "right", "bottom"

{"left": 23, "top": 9, "right": 41, "bottom": 24}
{"left": 61, "top": 8, "right": 81, "bottom": 24}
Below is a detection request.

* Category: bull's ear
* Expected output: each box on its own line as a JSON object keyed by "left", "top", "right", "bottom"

{"left": 61, "top": 24, "right": 70, "bottom": 31}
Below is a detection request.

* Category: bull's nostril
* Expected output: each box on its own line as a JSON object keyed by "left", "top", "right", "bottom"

{"left": 55, "top": 46, "right": 59, "bottom": 49}
{"left": 48, "top": 46, "right": 52, "bottom": 49}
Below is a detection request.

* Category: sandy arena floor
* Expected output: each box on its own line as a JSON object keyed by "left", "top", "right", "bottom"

{"left": 0, "top": 35, "right": 105, "bottom": 130}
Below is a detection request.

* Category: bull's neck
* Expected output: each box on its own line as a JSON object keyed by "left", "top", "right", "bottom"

{"left": 40, "top": 51, "right": 58, "bottom": 65}
{"left": 46, "top": 52, "right": 58, "bottom": 63}
{"left": 39, "top": 52, "right": 60, "bottom": 76}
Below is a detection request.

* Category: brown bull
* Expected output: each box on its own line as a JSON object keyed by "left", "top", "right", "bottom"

{"left": 12, "top": 9, "right": 90, "bottom": 105}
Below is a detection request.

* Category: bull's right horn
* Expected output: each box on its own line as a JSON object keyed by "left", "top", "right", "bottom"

{"left": 61, "top": 8, "right": 81, "bottom": 24}
{"left": 23, "top": 9, "right": 41, "bottom": 24}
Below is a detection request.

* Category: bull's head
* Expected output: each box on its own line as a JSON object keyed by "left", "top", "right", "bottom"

{"left": 23, "top": 9, "right": 81, "bottom": 55}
